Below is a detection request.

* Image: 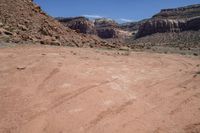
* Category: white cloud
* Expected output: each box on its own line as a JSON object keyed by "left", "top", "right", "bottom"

{"left": 120, "top": 18, "right": 133, "bottom": 22}
{"left": 83, "top": 14, "right": 104, "bottom": 19}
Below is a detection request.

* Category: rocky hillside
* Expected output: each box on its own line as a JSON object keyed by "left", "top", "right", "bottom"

{"left": 0, "top": 0, "right": 113, "bottom": 48}
{"left": 57, "top": 17, "right": 132, "bottom": 39}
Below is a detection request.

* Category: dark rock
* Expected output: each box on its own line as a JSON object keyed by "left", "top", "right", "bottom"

{"left": 0, "top": 22, "right": 3, "bottom": 27}
{"left": 193, "top": 53, "right": 198, "bottom": 56}
{"left": 96, "top": 28, "right": 118, "bottom": 39}
{"left": 17, "top": 66, "right": 26, "bottom": 70}
{"left": 186, "top": 16, "right": 200, "bottom": 31}
{"left": 56, "top": 17, "right": 95, "bottom": 34}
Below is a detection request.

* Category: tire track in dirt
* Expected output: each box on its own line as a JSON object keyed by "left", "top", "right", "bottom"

{"left": 119, "top": 57, "right": 197, "bottom": 129}
{"left": 121, "top": 77, "right": 198, "bottom": 128}
{"left": 51, "top": 79, "right": 117, "bottom": 109}
{"left": 37, "top": 68, "right": 60, "bottom": 91}
{"left": 36, "top": 59, "right": 63, "bottom": 91}
{"left": 157, "top": 57, "right": 165, "bottom": 67}
{"left": 104, "top": 72, "right": 196, "bottom": 130}
{"left": 145, "top": 73, "right": 177, "bottom": 89}
{"left": 26, "top": 78, "right": 118, "bottom": 123}
{"left": 121, "top": 101, "right": 176, "bottom": 130}
{"left": 144, "top": 55, "right": 191, "bottom": 90}
{"left": 143, "top": 69, "right": 195, "bottom": 100}
{"left": 184, "top": 122, "right": 200, "bottom": 133}
{"left": 85, "top": 99, "right": 135, "bottom": 131}
{"left": 170, "top": 92, "right": 200, "bottom": 115}
{"left": 141, "top": 77, "right": 196, "bottom": 115}
{"left": 142, "top": 72, "right": 180, "bottom": 98}
{"left": 165, "top": 57, "right": 192, "bottom": 70}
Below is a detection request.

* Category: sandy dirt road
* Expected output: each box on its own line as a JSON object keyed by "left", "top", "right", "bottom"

{"left": 0, "top": 45, "right": 200, "bottom": 133}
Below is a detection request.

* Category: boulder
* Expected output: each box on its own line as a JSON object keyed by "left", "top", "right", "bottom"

{"left": 0, "top": 28, "right": 13, "bottom": 36}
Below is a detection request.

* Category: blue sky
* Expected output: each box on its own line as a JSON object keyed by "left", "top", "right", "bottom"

{"left": 34, "top": 0, "right": 199, "bottom": 23}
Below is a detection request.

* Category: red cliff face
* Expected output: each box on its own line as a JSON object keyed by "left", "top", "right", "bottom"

{"left": 57, "top": 17, "right": 130, "bottom": 39}
{"left": 136, "top": 4, "right": 200, "bottom": 38}
{"left": 153, "top": 4, "right": 200, "bottom": 19}
{"left": 57, "top": 17, "right": 95, "bottom": 34}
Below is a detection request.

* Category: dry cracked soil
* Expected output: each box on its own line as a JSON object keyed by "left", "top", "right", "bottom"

{"left": 0, "top": 45, "right": 200, "bottom": 133}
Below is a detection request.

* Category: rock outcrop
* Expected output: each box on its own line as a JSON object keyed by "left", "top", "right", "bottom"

{"left": 119, "top": 19, "right": 148, "bottom": 32}
{"left": 153, "top": 4, "right": 200, "bottom": 19}
{"left": 57, "top": 17, "right": 131, "bottom": 39}
{"left": 94, "top": 18, "right": 119, "bottom": 39}
{"left": 96, "top": 28, "right": 117, "bottom": 38}
{"left": 136, "top": 17, "right": 200, "bottom": 38}
{"left": 94, "top": 18, "right": 118, "bottom": 28}
{"left": 56, "top": 17, "right": 95, "bottom": 34}
{"left": 136, "top": 19, "right": 183, "bottom": 38}
{"left": 186, "top": 16, "right": 200, "bottom": 30}
{"left": 136, "top": 4, "right": 200, "bottom": 38}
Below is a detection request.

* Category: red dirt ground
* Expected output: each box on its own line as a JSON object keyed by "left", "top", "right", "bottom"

{"left": 0, "top": 45, "right": 200, "bottom": 133}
